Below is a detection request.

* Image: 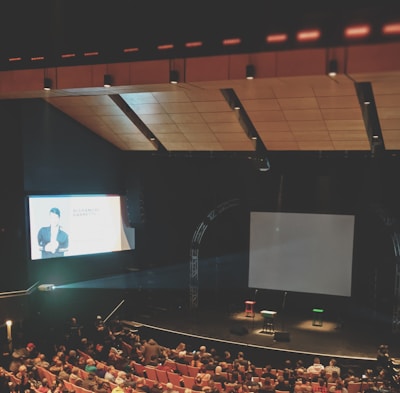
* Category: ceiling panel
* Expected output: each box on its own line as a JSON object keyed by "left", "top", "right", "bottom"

{"left": 41, "top": 70, "right": 400, "bottom": 154}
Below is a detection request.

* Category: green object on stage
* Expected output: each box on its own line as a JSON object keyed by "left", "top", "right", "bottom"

{"left": 312, "top": 308, "right": 324, "bottom": 326}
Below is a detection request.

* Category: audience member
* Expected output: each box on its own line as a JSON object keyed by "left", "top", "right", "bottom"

{"left": 163, "top": 382, "right": 179, "bottom": 393}
{"left": 307, "top": 358, "right": 325, "bottom": 375}
{"left": 211, "top": 366, "right": 228, "bottom": 389}
{"left": 143, "top": 339, "right": 163, "bottom": 366}
{"left": 312, "top": 379, "right": 328, "bottom": 393}
{"left": 325, "top": 359, "right": 340, "bottom": 376}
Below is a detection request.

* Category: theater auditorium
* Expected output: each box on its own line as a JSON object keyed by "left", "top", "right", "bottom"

{"left": 1, "top": 2, "right": 400, "bottom": 392}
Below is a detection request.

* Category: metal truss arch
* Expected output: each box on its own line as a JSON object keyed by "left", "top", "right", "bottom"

{"left": 189, "top": 198, "right": 240, "bottom": 310}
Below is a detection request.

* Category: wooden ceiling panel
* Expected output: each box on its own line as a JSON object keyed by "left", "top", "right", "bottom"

{"left": 192, "top": 101, "right": 231, "bottom": 113}
{"left": 241, "top": 99, "right": 281, "bottom": 111}
{"left": 330, "top": 131, "right": 371, "bottom": 141}
{"left": 317, "top": 96, "right": 360, "bottom": 109}
{"left": 266, "top": 141, "right": 300, "bottom": 150}
{"left": 220, "top": 141, "right": 255, "bottom": 151}
{"left": 372, "top": 94, "right": 400, "bottom": 107}
{"left": 43, "top": 68, "right": 398, "bottom": 154}
{"left": 150, "top": 124, "right": 181, "bottom": 133}
{"left": 163, "top": 142, "right": 195, "bottom": 151}
{"left": 258, "top": 131, "right": 296, "bottom": 141}
{"left": 185, "top": 133, "right": 219, "bottom": 143}
{"left": 200, "top": 112, "right": 238, "bottom": 123}
{"left": 332, "top": 140, "right": 371, "bottom": 150}
{"left": 152, "top": 91, "right": 192, "bottom": 103}
{"left": 253, "top": 121, "right": 291, "bottom": 132}
{"left": 292, "top": 131, "right": 332, "bottom": 141}
{"left": 283, "top": 109, "right": 323, "bottom": 121}
{"left": 278, "top": 97, "right": 319, "bottom": 110}
{"left": 248, "top": 111, "right": 286, "bottom": 122}
{"left": 176, "top": 124, "right": 211, "bottom": 133}
{"left": 157, "top": 133, "right": 189, "bottom": 143}
{"left": 160, "top": 102, "right": 198, "bottom": 113}
{"left": 288, "top": 121, "right": 327, "bottom": 132}
{"left": 325, "top": 120, "right": 366, "bottom": 131}
{"left": 208, "top": 123, "right": 245, "bottom": 133}
{"left": 377, "top": 107, "right": 400, "bottom": 119}
{"left": 297, "top": 140, "right": 336, "bottom": 150}
{"left": 127, "top": 103, "right": 166, "bottom": 115}
{"left": 321, "top": 108, "right": 364, "bottom": 120}
{"left": 193, "top": 142, "right": 225, "bottom": 151}
{"left": 139, "top": 113, "right": 174, "bottom": 125}
{"left": 169, "top": 113, "right": 207, "bottom": 124}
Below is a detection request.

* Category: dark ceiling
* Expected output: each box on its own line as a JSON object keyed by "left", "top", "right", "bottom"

{"left": 2, "top": 1, "right": 400, "bottom": 69}
{"left": 1, "top": 1, "right": 400, "bottom": 157}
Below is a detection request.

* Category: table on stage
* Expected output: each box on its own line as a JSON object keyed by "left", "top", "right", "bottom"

{"left": 260, "top": 310, "right": 277, "bottom": 333}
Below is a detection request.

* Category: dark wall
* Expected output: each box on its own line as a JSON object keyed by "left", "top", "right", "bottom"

{"left": 0, "top": 100, "right": 27, "bottom": 291}
{"left": 1, "top": 97, "right": 400, "bottom": 331}
{"left": 0, "top": 99, "right": 133, "bottom": 292}
{"left": 121, "top": 151, "right": 400, "bottom": 318}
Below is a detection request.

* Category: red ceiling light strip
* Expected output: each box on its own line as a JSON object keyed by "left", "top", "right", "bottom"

{"left": 157, "top": 44, "right": 174, "bottom": 50}
{"left": 185, "top": 41, "right": 203, "bottom": 48}
{"left": 9, "top": 57, "right": 22, "bottom": 62}
{"left": 61, "top": 53, "right": 76, "bottom": 59}
{"left": 84, "top": 51, "right": 99, "bottom": 57}
{"left": 296, "top": 29, "right": 321, "bottom": 42}
{"left": 123, "top": 47, "right": 139, "bottom": 53}
{"left": 382, "top": 22, "right": 400, "bottom": 35}
{"left": 31, "top": 56, "right": 45, "bottom": 61}
{"left": 266, "top": 33, "right": 288, "bottom": 43}
{"left": 344, "top": 24, "right": 371, "bottom": 38}
{"left": 222, "top": 38, "right": 242, "bottom": 46}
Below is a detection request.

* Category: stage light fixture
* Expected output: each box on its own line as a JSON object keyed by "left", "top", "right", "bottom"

{"left": 43, "top": 78, "right": 52, "bottom": 90}
{"left": 38, "top": 284, "right": 55, "bottom": 291}
{"left": 169, "top": 70, "right": 179, "bottom": 84}
{"left": 246, "top": 64, "right": 255, "bottom": 79}
{"left": 103, "top": 74, "right": 112, "bottom": 87}
{"left": 328, "top": 60, "right": 338, "bottom": 77}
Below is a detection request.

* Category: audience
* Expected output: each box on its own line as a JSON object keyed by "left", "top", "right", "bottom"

{"left": 2, "top": 315, "right": 397, "bottom": 393}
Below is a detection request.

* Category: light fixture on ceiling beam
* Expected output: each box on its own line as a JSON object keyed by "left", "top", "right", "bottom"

{"left": 103, "top": 74, "right": 113, "bottom": 87}
{"left": 246, "top": 64, "right": 255, "bottom": 79}
{"left": 43, "top": 77, "right": 52, "bottom": 91}
{"left": 328, "top": 59, "right": 338, "bottom": 77}
{"left": 169, "top": 70, "right": 179, "bottom": 84}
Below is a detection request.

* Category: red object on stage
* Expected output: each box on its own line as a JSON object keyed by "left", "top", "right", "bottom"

{"left": 245, "top": 300, "right": 256, "bottom": 317}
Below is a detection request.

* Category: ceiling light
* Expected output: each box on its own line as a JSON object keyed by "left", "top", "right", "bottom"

{"left": 103, "top": 74, "right": 112, "bottom": 87}
{"left": 169, "top": 70, "right": 179, "bottom": 84}
{"left": 328, "top": 59, "right": 338, "bottom": 77}
{"left": 43, "top": 78, "right": 52, "bottom": 90}
{"left": 246, "top": 64, "right": 255, "bottom": 79}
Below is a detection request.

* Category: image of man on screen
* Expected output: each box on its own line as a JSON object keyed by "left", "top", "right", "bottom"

{"left": 37, "top": 207, "right": 69, "bottom": 259}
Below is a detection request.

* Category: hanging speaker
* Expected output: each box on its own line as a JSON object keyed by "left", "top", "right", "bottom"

{"left": 126, "top": 175, "right": 146, "bottom": 226}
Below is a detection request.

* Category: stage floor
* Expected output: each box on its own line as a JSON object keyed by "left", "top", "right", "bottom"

{"left": 126, "top": 306, "right": 399, "bottom": 361}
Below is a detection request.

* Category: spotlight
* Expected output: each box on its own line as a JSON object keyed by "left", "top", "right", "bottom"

{"left": 38, "top": 284, "right": 55, "bottom": 292}
{"left": 169, "top": 70, "right": 179, "bottom": 84}
{"left": 257, "top": 157, "right": 270, "bottom": 172}
{"left": 246, "top": 64, "right": 255, "bottom": 79}
{"left": 43, "top": 78, "right": 52, "bottom": 90}
{"left": 328, "top": 59, "right": 338, "bottom": 77}
{"left": 103, "top": 74, "right": 112, "bottom": 87}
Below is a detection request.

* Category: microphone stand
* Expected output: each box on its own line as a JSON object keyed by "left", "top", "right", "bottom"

{"left": 103, "top": 299, "right": 126, "bottom": 324}
{"left": 281, "top": 291, "right": 287, "bottom": 332}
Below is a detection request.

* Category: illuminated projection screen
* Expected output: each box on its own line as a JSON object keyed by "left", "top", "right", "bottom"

{"left": 248, "top": 212, "right": 355, "bottom": 297}
{"left": 28, "top": 194, "right": 135, "bottom": 260}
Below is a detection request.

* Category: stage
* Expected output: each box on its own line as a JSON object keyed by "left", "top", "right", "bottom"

{"left": 122, "top": 303, "right": 399, "bottom": 365}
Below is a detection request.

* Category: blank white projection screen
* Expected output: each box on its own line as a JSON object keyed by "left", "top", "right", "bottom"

{"left": 248, "top": 212, "right": 355, "bottom": 297}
